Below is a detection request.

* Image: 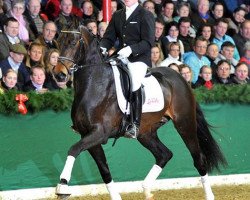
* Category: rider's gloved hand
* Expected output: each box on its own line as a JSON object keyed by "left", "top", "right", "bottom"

{"left": 100, "top": 47, "right": 107, "bottom": 55}
{"left": 118, "top": 46, "right": 132, "bottom": 58}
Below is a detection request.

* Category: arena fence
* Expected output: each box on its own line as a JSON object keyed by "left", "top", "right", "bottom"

{"left": 0, "top": 104, "right": 249, "bottom": 199}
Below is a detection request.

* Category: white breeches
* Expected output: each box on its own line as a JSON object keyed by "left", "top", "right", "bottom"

{"left": 127, "top": 61, "right": 148, "bottom": 91}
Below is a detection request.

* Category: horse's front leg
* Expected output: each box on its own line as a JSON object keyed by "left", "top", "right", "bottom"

{"left": 56, "top": 126, "right": 107, "bottom": 196}
{"left": 138, "top": 132, "right": 173, "bottom": 200}
{"left": 88, "top": 145, "right": 122, "bottom": 200}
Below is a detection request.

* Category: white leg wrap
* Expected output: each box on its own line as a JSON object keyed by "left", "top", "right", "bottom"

{"left": 142, "top": 164, "right": 162, "bottom": 199}
{"left": 106, "top": 180, "right": 122, "bottom": 200}
{"left": 60, "top": 155, "right": 75, "bottom": 183}
{"left": 201, "top": 174, "right": 215, "bottom": 200}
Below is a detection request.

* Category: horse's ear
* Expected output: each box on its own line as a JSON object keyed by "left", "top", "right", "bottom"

{"left": 78, "top": 25, "right": 86, "bottom": 34}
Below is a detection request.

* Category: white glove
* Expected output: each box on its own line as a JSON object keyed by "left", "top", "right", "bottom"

{"left": 118, "top": 46, "right": 132, "bottom": 58}
{"left": 100, "top": 47, "right": 107, "bottom": 55}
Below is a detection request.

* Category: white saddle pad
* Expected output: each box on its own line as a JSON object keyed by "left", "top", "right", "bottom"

{"left": 112, "top": 65, "right": 164, "bottom": 114}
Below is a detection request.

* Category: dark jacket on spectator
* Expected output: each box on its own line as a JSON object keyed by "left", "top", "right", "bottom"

{"left": 233, "top": 32, "right": 248, "bottom": 57}
{"left": 178, "top": 34, "right": 195, "bottom": 53}
{"left": 194, "top": 76, "right": 214, "bottom": 89}
{"left": 23, "top": 80, "right": 49, "bottom": 92}
{"left": 23, "top": 9, "right": 48, "bottom": 41}
{"left": 0, "top": 33, "right": 25, "bottom": 61}
{"left": 213, "top": 74, "right": 234, "bottom": 85}
{"left": 190, "top": 12, "right": 215, "bottom": 33}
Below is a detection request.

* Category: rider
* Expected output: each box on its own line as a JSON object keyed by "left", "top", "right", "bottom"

{"left": 100, "top": 0, "right": 155, "bottom": 139}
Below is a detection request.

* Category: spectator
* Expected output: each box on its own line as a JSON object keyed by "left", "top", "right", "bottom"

{"left": 0, "top": 69, "right": 19, "bottom": 92}
{"left": 197, "top": 24, "right": 214, "bottom": 43}
{"left": 161, "top": 21, "right": 184, "bottom": 58}
{"left": 173, "top": 1, "right": 191, "bottom": 23}
{"left": 6, "top": 0, "right": 30, "bottom": 43}
{"left": 206, "top": 42, "right": 219, "bottom": 76}
{"left": 173, "top": 1, "right": 196, "bottom": 37}
{"left": 25, "top": 42, "right": 45, "bottom": 73}
{"left": 45, "top": 0, "right": 82, "bottom": 20}
{"left": 54, "top": 0, "right": 82, "bottom": 34}
{"left": 239, "top": 41, "right": 250, "bottom": 77}
{"left": 84, "top": 18, "right": 98, "bottom": 36}
{"left": 0, "top": 17, "right": 25, "bottom": 61}
{"left": 111, "top": 0, "right": 118, "bottom": 15}
{"left": 214, "top": 59, "right": 233, "bottom": 84}
{"left": 211, "top": 2, "right": 225, "bottom": 21}
{"left": 233, "top": 20, "right": 250, "bottom": 57}
{"left": 232, "top": 62, "right": 249, "bottom": 84}
{"left": 143, "top": 0, "right": 157, "bottom": 18}
{"left": 214, "top": 41, "right": 238, "bottom": 74}
{"left": 98, "top": 22, "right": 108, "bottom": 39}
{"left": 23, "top": 64, "right": 48, "bottom": 93}
{"left": 178, "top": 17, "right": 195, "bottom": 53}
{"left": 81, "top": 0, "right": 100, "bottom": 22}
{"left": 154, "top": 17, "right": 165, "bottom": 44}
{"left": 0, "top": 43, "right": 30, "bottom": 89}
{"left": 44, "top": 48, "right": 70, "bottom": 89}
{"left": 212, "top": 18, "right": 240, "bottom": 61}
{"left": 35, "top": 21, "right": 60, "bottom": 53}
{"left": 194, "top": 65, "right": 214, "bottom": 89}
{"left": 190, "top": 0, "right": 215, "bottom": 34}
{"left": 110, "top": 0, "right": 124, "bottom": 15}
{"left": 179, "top": 63, "right": 194, "bottom": 88}
{"left": 44, "top": 0, "right": 61, "bottom": 20}
{"left": 0, "top": 0, "right": 6, "bottom": 31}
{"left": 227, "top": 7, "right": 247, "bottom": 36}
{"left": 24, "top": 0, "right": 48, "bottom": 41}
{"left": 151, "top": 0, "right": 163, "bottom": 17}
{"left": 168, "top": 63, "right": 180, "bottom": 73}
{"left": 160, "top": 0, "right": 174, "bottom": 24}
{"left": 160, "top": 42, "right": 183, "bottom": 67}
{"left": 151, "top": 43, "right": 164, "bottom": 68}
{"left": 183, "top": 36, "right": 210, "bottom": 83}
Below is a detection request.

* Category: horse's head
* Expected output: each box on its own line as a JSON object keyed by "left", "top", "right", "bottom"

{"left": 57, "top": 26, "right": 102, "bottom": 72}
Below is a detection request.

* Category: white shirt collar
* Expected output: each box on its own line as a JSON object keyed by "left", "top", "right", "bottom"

{"left": 6, "top": 35, "right": 20, "bottom": 44}
{"left": 126, "top": 2, "right": 139, "bottom": 20}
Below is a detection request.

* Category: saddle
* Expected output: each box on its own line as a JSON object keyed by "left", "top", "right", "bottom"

{"left": 108, "top": 57, "right": 148, "bottom": 103}
{"left": 107, "top": 57, "right": 149, "bottom": 144}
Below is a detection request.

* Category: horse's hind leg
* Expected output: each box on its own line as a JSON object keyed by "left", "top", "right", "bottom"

{"left": 88, "top": 145, "right": 122, "bottom": 200}
{"left": 173, "top": 114, "right": 214, "bottom": 200}
{"left": 138, "top": 132, "right": 173, "bottom": 200}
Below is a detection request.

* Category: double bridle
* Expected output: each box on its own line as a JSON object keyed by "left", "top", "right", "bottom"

{"left": 58, "top": 30, "right": 107, "bottom": 72}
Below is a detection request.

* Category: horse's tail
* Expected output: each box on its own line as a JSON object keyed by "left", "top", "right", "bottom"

{"left": 196, "top": 103, "right": 227, "bottom": 172}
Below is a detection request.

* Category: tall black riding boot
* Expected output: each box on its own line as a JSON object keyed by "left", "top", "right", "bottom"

{"left": 125, "top": 88, "right": 142, "bottom": 139}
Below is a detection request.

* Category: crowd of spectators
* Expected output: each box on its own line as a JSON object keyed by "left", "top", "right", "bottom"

{"left": 147, "top": 0, "right": 250, "bottom": 88}
{"left": 0, "top": 0, "right": 249, "bottom": 94}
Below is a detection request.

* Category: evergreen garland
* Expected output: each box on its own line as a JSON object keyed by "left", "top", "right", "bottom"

{"left": 0, "top": 85, "right": 249, "bottom": 115}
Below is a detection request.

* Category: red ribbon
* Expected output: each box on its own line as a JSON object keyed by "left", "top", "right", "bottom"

{"left": 204, "top": 81, "right": 213, "bottom": 90}
{"left": 15, "top": 94, "right": 29, "bottom": 115}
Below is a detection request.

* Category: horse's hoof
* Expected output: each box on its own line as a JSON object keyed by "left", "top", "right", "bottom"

{"left": 57, "top": 194, "right": 70, "bottom": 200}
{"left": 146, "top": 197, "right": 154, "bottom": 200}
{"left": 145, "top": 194, "right": 154, "bottom": 200}
{"left": 55, "top": 183, "right": 71, "bottom": 195}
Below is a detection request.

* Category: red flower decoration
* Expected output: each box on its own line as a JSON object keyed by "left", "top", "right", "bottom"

{"left": 15, "top": 94, "right": 29, "bottom": 115}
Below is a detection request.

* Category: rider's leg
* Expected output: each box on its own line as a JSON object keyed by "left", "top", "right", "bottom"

{"left": 125, "top": 61, "right": 147, "bottom": 138}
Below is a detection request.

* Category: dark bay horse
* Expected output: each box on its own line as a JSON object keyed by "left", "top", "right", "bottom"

{"left": 55, "top": 27, "right": 226, "bottom": 200}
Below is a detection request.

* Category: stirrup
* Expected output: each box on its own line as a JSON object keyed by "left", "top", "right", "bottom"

{"left": 124, "top": 123, "right": 139, "bottom": 139}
